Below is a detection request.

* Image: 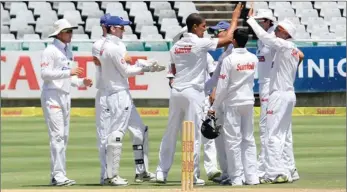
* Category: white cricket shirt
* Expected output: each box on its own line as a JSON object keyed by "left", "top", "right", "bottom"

{"left": 256, "top": 26, "right": 276, "bottom": 84}
{"left": 92, "top": 36, "right": 106, "bottom": 90}
{"left": 247, "top": 17, "right": 300, "bottom": 94}
{"left": 99, "top": 35, "right": 143, "bottom": 95}
{"left": 204, "top": 45, "right": 233, "bottom": 92}
{"left": 170, "top": 33, "right": 218, "bottom": 92}
{"left": 40, "top": 39, "right": 84, "bottom": 94}
{"left": 212, "top": 48, "right": 258, "bottom": 109}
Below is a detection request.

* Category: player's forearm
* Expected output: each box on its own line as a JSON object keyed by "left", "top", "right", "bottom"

{"left": 217, "top": 19, "right": 237, "bottom": 48}
{"left": 71, "top": 76, "right": 85, "bottom": 87}
{"left": 41, "top": 69, "right": 70, "bottom": 81}
{"left": 247, "top": 17, "right": 279, "bottom": 49}
{"left": 123, "top": 65, "right": 143, "bottom": 77}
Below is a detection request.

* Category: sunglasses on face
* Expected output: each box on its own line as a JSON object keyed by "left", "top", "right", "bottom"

{"left": 61, "top": 29, "right": 73, "bottom": 33}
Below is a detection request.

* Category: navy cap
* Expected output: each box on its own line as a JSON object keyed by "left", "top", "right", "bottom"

{"left": 209, "top": 21, "right": 230, "bottom": 31}
{"left": 105, "top": 16, "right": 132, "bottom": 26}
{"left": 100, "top": 13, "right": 111, "bottom": 25}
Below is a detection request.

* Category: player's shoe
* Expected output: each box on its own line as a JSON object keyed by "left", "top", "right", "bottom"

{"left": 51, "top": 178, "right": 76, "bottom": 186}
{"left": 134, "top": 172, "right": 156, "bottom": 183}
{"left": 104, "top": 176, "right": 128, "bottom": 186}
{"left": 220, "top": 178, "right": 243, "bottom": 186}
{"left": 273, "top": 174, "right": 289, "bottom": 184}
{"left": 155, "top": 172, "right": 167, "bottom": 184}
{"left": 194, "top": 178, "right": 205, "bottom": 186}
{"left": 101, "top": 176, "right": 127, "bottom": 185}
{"left": 291, "top": 169, "right": 300, "bottom": 181}
{"left": 207, "top": 170, "right": 222, "bottom": 181}
{"left": 259, "top": 176, "right": 273, "bottom": 184}
{"left": 212, "top": 174, "right": 229, "bottom": 183}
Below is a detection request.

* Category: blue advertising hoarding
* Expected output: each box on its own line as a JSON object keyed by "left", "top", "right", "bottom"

{"left": 209, "top": 46, "right": 346, "bottom": 93}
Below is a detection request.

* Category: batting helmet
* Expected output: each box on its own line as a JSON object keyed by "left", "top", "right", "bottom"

{"left": 201, "top": 114, "right": 221, "bottom": 139}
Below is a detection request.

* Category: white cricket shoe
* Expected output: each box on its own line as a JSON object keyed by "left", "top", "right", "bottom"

{"left": 101, "top": 176, "right": 127, "bottom": 185}
{"left": 155, "top": 172, "right": 167, "bottom": 184}
{"left": 104, "top": 176, "right": 128, "bottom": 186}
{"left": 134, "top": 172, "right": 156, "bottom": 183}
{"left": 51, "top": 178, "right": 76, "bottom": 186}
{"left": 207, "top": 170, "right": 222, "bottom": 181}
{"left": 194, "top": 178, "right": 205, "bottom": 186}
{"left": 291, "top": 169, "right": 300, "bottom": 181}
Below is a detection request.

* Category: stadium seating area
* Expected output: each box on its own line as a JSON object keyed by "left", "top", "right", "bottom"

{"left": 1, "top": 1, "right": 346, "bottom": 51}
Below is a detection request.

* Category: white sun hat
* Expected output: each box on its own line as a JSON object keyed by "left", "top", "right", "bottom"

{"left": 48, "top": 19, "right": 78, "bottom": 38}
{"left": 253, "top": 9, "right": 276, "bottom": 22}
{"left": 277, "top": 18, "right": 296, "bottom": 39}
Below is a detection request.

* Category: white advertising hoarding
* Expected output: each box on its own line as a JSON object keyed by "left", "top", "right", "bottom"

{"left": 1, "top": 51, "right": 172, "bottom": 99}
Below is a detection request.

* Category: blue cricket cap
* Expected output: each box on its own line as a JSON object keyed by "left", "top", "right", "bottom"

{"left": 209, "top": 21, "right": 230, "bottom": 31}
{"left": 100, "top": 13, "right": 111, "bottom": 25}
{"left": 105, "top": 16, "right": 132, "bottom": 26}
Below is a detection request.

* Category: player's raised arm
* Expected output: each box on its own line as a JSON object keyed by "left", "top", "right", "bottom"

{"left": 247, "top": 8, "right": 292, "bottom": 50}
{"left": 216, "top": 2, "right": 243, "bottom": 48}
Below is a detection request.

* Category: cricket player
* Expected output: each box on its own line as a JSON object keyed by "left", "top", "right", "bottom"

{"left": 205, "top": 21, "right": 235, "bottom": 183}
{"left": 98, "top": 16, "right": 160, "bottom": 186}
{"left": 92, "top": 14, "right": 155, "bottom": 185}
{"left": 167, "top": 26, "right": 221, "bottom": 181}
{"left": 40, "top": 19, "right": 93, "bottom": 186}
{"left": 92, "top": 13, "right": 128, "bottom": 185}
{"left": 156, "top": 3, "right": 243, "bottom": 185}
{"left": 210, "top": 29, "right": 259, "bottom": 186}
{"left": 250, "top": 9, "right": 276, "bottom": 179}
{"left": 247, "top": 8, "right": 304, "bottom": 184}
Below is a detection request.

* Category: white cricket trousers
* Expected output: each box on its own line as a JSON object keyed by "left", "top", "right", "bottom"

{"left": 265, "top": 91, "right": 297, "bottom": 180}
{"left": 157, "top": 87, "right": 205, "bottom": 180}
{"left": 106, "top": 90, "right": 147, "bottom": 177}
{"left": 224, "top": 104, "right": 258, "bottom": 185}
{"left": 41, "top": 89, "right": 71, "bottom": 182}
{"left": 257, "top": 82, "right": 269, "bottom": 177}
{"left": 214, "top": 106, "right": 228, "bottom": 177}
{"left": 95, "top": 89, "right": 110, "bottom": 183}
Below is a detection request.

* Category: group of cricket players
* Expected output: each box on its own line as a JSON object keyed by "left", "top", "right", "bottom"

{"left": 40, "top": 2, "right": 304, "bottom": 187}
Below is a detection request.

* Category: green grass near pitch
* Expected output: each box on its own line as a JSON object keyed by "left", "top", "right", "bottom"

{"left": 1, "top": 116, "right": 346, "bottom": 189}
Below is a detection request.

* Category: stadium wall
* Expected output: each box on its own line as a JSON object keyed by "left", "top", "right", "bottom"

{"left": 1, "top": 46, "right": 346, "bottom": 110}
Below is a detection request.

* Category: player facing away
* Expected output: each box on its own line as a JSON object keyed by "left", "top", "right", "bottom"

{"left": 250, "top": 9, "right": 276, "bottom": 179}
{"left": 205, "top": 21, "right": 235, "bottom": 183}
{"left": 210, "top": 29, "right": 259, "bottom": 186}
{"left": 156, "top": 3, "right": 243, "bottom": 185}
{"left": 167, "top": 26, "right": 222, "bottom": 181}
{"left": 92, "top": 14, "right": 155, "bottom": 185}
{"left": 98, "top": 16, "right": 159, "bottom": 186}
{"left": 247, "top": 8, "right": 304, "bottom": 184}
{"left": 40, "top": 19, "right": 93, "bottom": 186}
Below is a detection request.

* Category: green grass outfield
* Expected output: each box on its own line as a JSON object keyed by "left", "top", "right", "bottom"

{"left": 1, "top": 116, "right": 346, "bottom": 190}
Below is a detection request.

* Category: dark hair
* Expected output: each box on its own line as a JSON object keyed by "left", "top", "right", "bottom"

{"left": 234, "top": 29, "right": 249, "bottom": 48}
{"left": 186, "top": 13, "right": 205, "bottom": 33}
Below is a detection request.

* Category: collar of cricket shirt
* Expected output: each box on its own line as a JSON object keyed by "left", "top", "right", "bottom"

{"left": 183, "top": 33, "right": 199, "bottom": 39}
{"left": 53, "top": 38, "right": 72, "bottom": 59}
{"left": 232, "top": 48, "right": 248, "bottom": 53}
{"left": 106, "top": 34, "right": 121, "bottom": 44}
